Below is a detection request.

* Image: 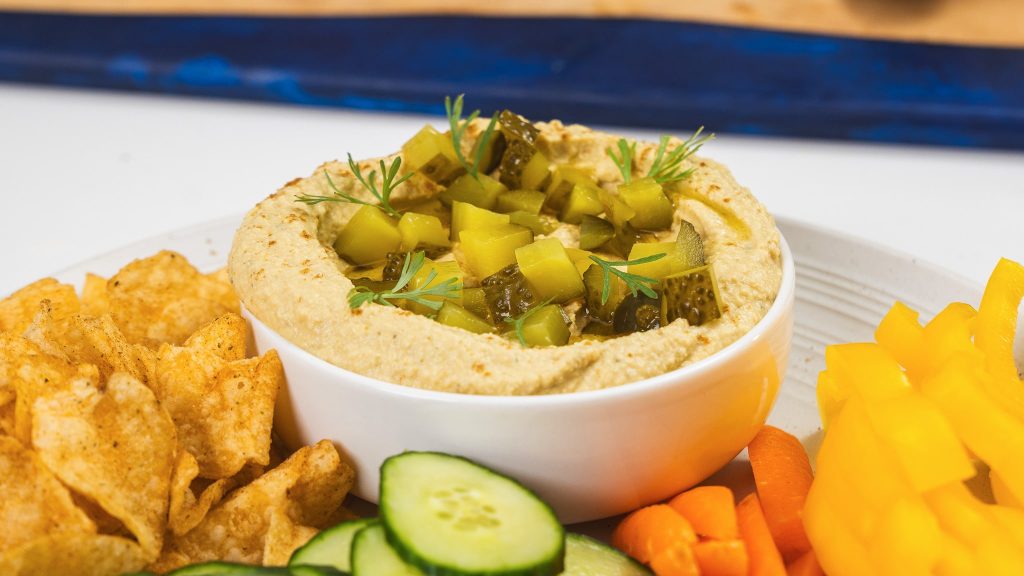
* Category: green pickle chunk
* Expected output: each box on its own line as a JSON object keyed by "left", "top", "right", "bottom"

{"left": 459, "top": 224, "right": 533, "bottom": 279}
{"left": 441, "top": 173, "right": 507, "bottom": 210}
{"left": 437, "top": 301, "right": 494, "bottom": 334}
{"left": 461, "top": 287, "right": 492, "bottom": 321}
{"left": 514, "top": 238, "right": 586, "bottom": 302}
{"left": 583, "top": 265, "right": 629, "bottom": 324}
{"left": 398, "top": 213, "right": 451, "bottom": 252}
{"left": 383, "top": 252, "right": 408, "bottom": 281}
{"left": 499, "top": 109, "right": 539, "bottom": 145}
{"left": 334, "top": 205, "right": 402, "bottom": 265}
{"left": 450, "top": 201, "right": 510, "bottom": 241}
{"left": 579, "top": 215, "right": 615, "bottom": 251}
{"left": 401, "top": 125, "right": 466, "bottom": 185}
{"left": 618, "top": 177, "right": 674, "bottom": 230}
{"left": 519, "top": 305, "right": 571, "bottom": 347}
{"left": 519, "top": 151, "right": 553, "bottom": 191}
{"left": 546, "top": 166, "right": 596, "bottom": 212}
{"left": 560, "top": 184, "right": 605, "bottom": 225}
{"left": 497, "top": 190, "right": 547, "bottom": 214}
{"left": 676, "top": 219, "right": 706, "bottom": 268}
{"left": 482, "top": 264, "right": 537, "bottom": 323}
{"left": 508, "top": 211, "right": 558, "bottom": 235}
{"left": 613, "top": 294, "right": 662, "bottom": 334}
{"left": 659, "top": 265, "right": 723, "bottom": 327}
{"left": 401, "top": 259, "right": 464, "bottom": 316}
{"left": 499, "top": 140, "right": 537, "bottom": 190}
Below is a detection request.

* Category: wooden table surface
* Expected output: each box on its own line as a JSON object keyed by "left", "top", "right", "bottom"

{"left": 1, "top": 0, "right": 1022, "bottom": 48}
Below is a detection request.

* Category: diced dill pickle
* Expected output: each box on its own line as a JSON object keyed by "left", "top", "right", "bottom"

{"left": 613, "top": 294, "right": 662, "bottom": 334}
{"left": 401, "top": 259, "right": 464, "bottom": 315}
{"left": 397, "top": 197, "right": 449, "bottom": 224}
{"left": 599, "top": 189, "right": 637, "bottom": 229}
{"left": 606, "top": 221, "right": 645, "bottom": 259}
{"left": 450, "top": 201, "right": 510, "bottom": 241}
{"left": 545, "top": 166, "right": 595, "bottom": 212}
{"left": 560, "top": 184, "right": 605, "bottom": 224}
{"left": 477, "top": 131, "right": 507, "bottom": 174}
{"left": 520, "top": 151, "right": 553, "bottom": 191}
{"left": 627, "top": 241, "right": 695, "bottom": 280}
{"left": 514, "top": 238, "right": 585, "bottom": 302}
{"left": 508, "top": 211, "right": 557, "bottom": 235}
{"left": 459, "top": 224, "right": 533, "bottom": 279}
{"left": 499, "top": 140, "right": 536, "bottom": 190}
{"left": 496, "top": 190, "right": 546, "bottom": 214}
{"left": 579, "top": 215, "right": 615, "bottom": 250}
{"left": 482, "top": 263, "right": 536, "bottom": 323}
{"left": 440, "top": 173, "right": 507, "bottom": 209}
{"left": 398, "top": 213, "right": 451, "bottom": 252}
{"left": 518, "top": 305, "right": 570, "bottom": 347}
{"left": 499, "top": 109, "right": 539, "bottom": 145}
{"left": 437, "top": 301, "right": 493, "bottom": 334}
{"left": 401, "top": 125, "right": 466, "bottom": 185}
{"left": 382, "top": 252, "right": 408, "bottom": 281}
{"left": 618, "top": 177, "right": 674, "bottom": 230}
{"left": 349, "top": 277, "right": 396, "bottom": 293}
{"left": 659, "top": 265, "right": 722, "bottom": 327}
{"left": 333, "top": 205, "right": 402, "bottom": 266}
{"left": 582, "top": 264, "right": 629, "bottom": 324}
{"left": 565, "top": 248, "right": 594, "bottom": 276}
{"left": 676, "top": 219, "right": 706, "bottom": 268}
{"left": 461, "top": 287, "right": 492, "bottom": 321}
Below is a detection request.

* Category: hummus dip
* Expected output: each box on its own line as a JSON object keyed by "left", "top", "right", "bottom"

{"left": 229, "top": 121, "right": 782, "bottom": 395}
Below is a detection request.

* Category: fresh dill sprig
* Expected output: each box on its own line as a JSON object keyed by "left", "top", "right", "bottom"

{"left": 607, "top": 138, "right": 637, "bottom": 184}
{"left": 445, "top": 94, "right": 499, "bottom": 182}
{"left": 646, "top": 127, "right": 713, "bottom": 185}
{"left": 504, "top": 298, "right": 555, "bottom": 347}
{"left": 588, "top": 253, "right": 667, "bottom": 305}
{"left": 348, "top": 251, "right": 461, "bottom": 312}
{"left": 295, "top": 153, "right": 412, "bottom": 218}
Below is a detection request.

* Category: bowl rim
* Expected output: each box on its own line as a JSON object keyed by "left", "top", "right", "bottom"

{"left": 246, "top": 230, "right": 795, "bottom": 407}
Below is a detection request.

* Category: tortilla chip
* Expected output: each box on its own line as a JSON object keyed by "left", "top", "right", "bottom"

{"left": 23, "top": 310, "right": 152, "bottom": 385}
{"left": 31, "top": 371, "right": 177, "bottom": 560}
{"left": 153, "top": 440, "right": 354, "bottom": 570}
{"left": 179, "top": 313, "right": 249, "bottom": 363}
{"left": 107, "top": 251, "right": 239, "bottom": 348}
{"left": 154, "top": 325, "right": 281, "bottom": 479}
{"left": 262, "top": 508, "right": 318, "bottom": 566}
{"left": 0, "top": 278, "right": 80, "bottom": 336}
{"left": 0, "top": 402, "right": 13, "bottom": 437}
{"left": 168, "top": 449, "right": 235, "bottom": 537}
{"left": 0, "top": 334, "right": 77, "bottom": 444}
{"left": 0, "top": 534, "right": 147, "bottom": 576}
{"left": 0, "top": 436, "right": 96, "bottom": 550}
{"left": 80, "top": 273, "right": 110, "bottom": 317}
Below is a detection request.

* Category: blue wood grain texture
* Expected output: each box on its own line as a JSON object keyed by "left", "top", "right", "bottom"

{"left": 1, "top": 12, "right": 1023, "bottom": 149}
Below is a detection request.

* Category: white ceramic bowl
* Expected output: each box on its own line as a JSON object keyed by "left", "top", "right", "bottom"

{"left": 248, "top": 233, "right": 795, "bottom": 523}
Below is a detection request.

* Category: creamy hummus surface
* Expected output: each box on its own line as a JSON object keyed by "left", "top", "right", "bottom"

{"left": 228, "top": 121, "right": 782, "bottom": 395}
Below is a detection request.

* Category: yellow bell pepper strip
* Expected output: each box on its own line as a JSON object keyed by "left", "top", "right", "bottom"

{"left": 920, "top": 303, "right": 982, "bottom": 378}
{"left": 976, "top": 257, "right": 1024, "bottom": 383}
{"left": 934, "top": 534, "right": 978, "bottom": 576}
{"left": 866, "top": 497, "right": 943, "bottom": 576}
{"left": 874, "top": 301, "right": 927, "bottom": 379}
{"left": 991, "top": 470, "right": 1022, "bottom": 508}
{"left": 921, "top": 353, "right": 1024, "bottom": 505}
{"left": 803, "top": 476, "right": 874, "bottom": 576}
{"left": 815, "top": 370, "right": 843, "bottom": 429}
{"left": 988, "top": 505, "right": 1024, "bottom": 549}
{"left": 925, "top": 483, "right": 1024, "bottom": 575}
{"left": 863, "top": 392, "right": 974, "bottom": 494}
{"left": 823, "top": 343, "right": 911, "bottom": 402}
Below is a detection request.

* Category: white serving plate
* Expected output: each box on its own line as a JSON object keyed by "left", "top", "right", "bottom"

{"left": 53, "top": 214, "right": 1013, "bottom": 525}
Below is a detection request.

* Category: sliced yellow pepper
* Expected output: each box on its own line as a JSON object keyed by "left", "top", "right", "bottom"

{"left": 824, "top": 343, "right": 911, "bottom": 402}
{"left": 803, "top": 478, "right": 874, "bottom": 576}
{"left": 921, "top": 302, "right": 982, "bottom": 378}
{"left": 925, "top": 483, "right": 1024, "bottom": 575}
{"left": 816, "top": 369, "right": 844, "bottom": 429}
{"left": 992, "top": 470, "right": 1022, "bottom": 508}
{"left": 976, "top": 257, "right": 1024, "bottom": 383}
{"left": 874, "top": 301, "right": 927, "bottom": 379}
{"left": 921, "top": 354, "right": 1024, "bottom": 505}
{"left": 934, "top": 533, "right": 978, "bottom": 576}
{"left": 867, "top": 497, "right": 942, "bottom": 576}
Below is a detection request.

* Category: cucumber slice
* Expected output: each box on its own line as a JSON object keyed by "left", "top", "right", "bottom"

{"left": 563, "top": 534, "right": 652, "bottom": 576}
{"left": 351, "top": 523, "right": 425, "bottom": 576}
{"left": 290, "top": 517, "right": 375, "bottom": 573}
{"left": 380, "top": 452, "right": 564, "bottom": 576}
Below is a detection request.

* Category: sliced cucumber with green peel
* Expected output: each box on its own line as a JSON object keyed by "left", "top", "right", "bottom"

{"left": 167, "top": 562, "right": 293, "bottom": 575}
{"left": 562, "top": 534, "right": 652, "bottom": 576}
{"left": 289, "top": 517, "right": 375, "bottom": 573}
{"left": 351, "top": 523, "right": 425, "bottom": 576}
{"left": 380, "top": 452, "right": 565, "bottom": 576}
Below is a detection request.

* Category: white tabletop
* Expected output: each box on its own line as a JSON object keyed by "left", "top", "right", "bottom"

{"left": 1, "top": 83, "right": 1021, "bottom": 297}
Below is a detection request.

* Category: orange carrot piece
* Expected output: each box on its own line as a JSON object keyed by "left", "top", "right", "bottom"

{"left": 737, "top": 493, "right": 787, "bottom": 576}
{"left": 786, "top": 549, "right": 825, "bottom": 576}
{"left": 612, "top": 504, "right": 698, "bottom": 565}
{"left": 650, "top": 542, "right": 701, "bottom": 576}
{"left": 669, "top": 485, "right": 740, "bottom": 540}
{"left": 747, "top": 425, "right": 815, "bottom": 562}
{"left": 693, "top": 539, "right": 749, "bottom": 576}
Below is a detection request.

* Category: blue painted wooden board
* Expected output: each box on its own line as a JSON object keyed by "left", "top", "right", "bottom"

{"left": 2, "top": 12, "right": 1023, "bottom": 149}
